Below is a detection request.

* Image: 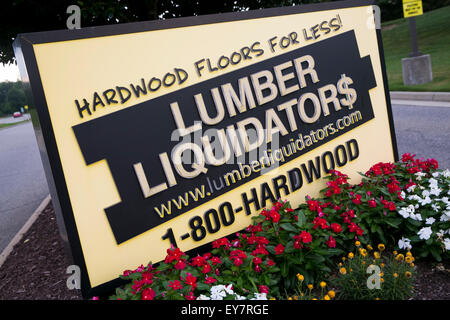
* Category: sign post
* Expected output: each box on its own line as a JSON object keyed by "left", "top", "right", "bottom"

{"left": 402, "top": 0, "right": 423, "bottom": 57}
{"left": 14, "top": 0, "right": 398, "bottom": 298}
{"left": 401, "top": 0, "right": 432, "bottom": 85}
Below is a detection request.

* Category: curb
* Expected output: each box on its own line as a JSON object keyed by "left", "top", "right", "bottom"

{"left": 0, "top": 194, "right": 51, "bottom": 269}
{"left": 390, "top": 91, "right": 450, "bottom": 102}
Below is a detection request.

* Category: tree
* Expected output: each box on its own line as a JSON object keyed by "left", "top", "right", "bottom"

{"left": 1, "top": 0, "right": 449, "bottom": 65}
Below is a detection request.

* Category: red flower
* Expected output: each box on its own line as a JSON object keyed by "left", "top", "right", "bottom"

{"left": 294, "top": 231, "right": 312, "bottom": 247}
{"left": 331, "top": 223, "right": 342, "bottom": 233}
{"left": 266, "top": 259, "right": 275, "bottom": 267}
{"left": 326, "top": 235, "right": 336, "bottom": 248}
{"left": 212, "top": 237, "right": 231, "bottom": 250}
{"left": 230, "top": 249, "right": 247, "bottom": 266}
{"left": 191, "top": 255, "right": 206, "bottom": 267}
{"left": 204, "top": 276, "right": 217, "bottom": 284}
{"left": 258, "top": 285, "right": 269, "bottom": 294}
{"left": 168, "top": 280, "right": 183, "bottom": 290}
{"left": 201, "top": 263, "right": 212, "bottom": 274}
{"left": 182, "top": 273, "right": 197, "bottom": 289}
{"left": 275, "top": 243, "right": 285, "bottom": 255}
{"left": 269, "top": 208, "right": 280, "bottom": 223}
{"left": 252, "top": 257, "right": 262, "bottom": 265}
{"left": 165, "top": 247, "right": 184, "bottom": 264}
{"left": 352, "top": 194, "right": 362, "bottom": 205}
{"left": 368, "top": 199, "right": 377, "bottom": 208}
{"left": 313, "top": 217, "right": 330, "bottom": 230}
{"left": 141, "top": 288, "right": 156, "bottom": 300}
{"left": 185, "top": 291, "right": 196, "bottom": 300}
{"left": 174, "top": 259, "right": 186, "bottom": 270}
{"left": 210, "top": 256, "right": 222, "bottom": 265}
{"left": 299, "top": 231, "right": 312, "bottom": 243}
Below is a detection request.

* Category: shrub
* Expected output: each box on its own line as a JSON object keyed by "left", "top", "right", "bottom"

{"left": 331, "top": 242, "right": 416, "bottom": 300}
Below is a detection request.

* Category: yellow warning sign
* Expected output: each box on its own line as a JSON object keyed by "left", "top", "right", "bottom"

{"left": 403, "top": 0, "right": 423, "bottom": 18}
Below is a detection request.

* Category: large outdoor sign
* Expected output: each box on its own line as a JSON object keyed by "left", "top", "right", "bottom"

{"left": 14, "top": 0, "right": 398, "bottom": 297}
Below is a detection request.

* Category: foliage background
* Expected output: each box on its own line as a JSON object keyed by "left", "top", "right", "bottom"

{"left": 0, "top": 81, "right": 27, "bottom": 116}
{"left": 1, "top": 0, "right": 450, "bottom": 65}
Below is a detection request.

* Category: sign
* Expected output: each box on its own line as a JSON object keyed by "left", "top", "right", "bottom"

{"left": 14, "top": 0, "right": 398, "bottom": 297}
{"left": 403, "top": 0, "right": 423, "bottom": 18}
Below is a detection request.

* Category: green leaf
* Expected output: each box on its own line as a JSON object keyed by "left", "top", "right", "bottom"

{"left": 281, "top": 261, "right": 289, "bottom": 277}
{"left": 296, "top": 211, "right": 306, "bottom": 227}
{"left": 279, "top": 223, "right": 298, "bottom": 233}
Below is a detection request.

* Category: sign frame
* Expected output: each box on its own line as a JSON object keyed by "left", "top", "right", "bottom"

{"left": 14, "top": 0, "right": 398, "bottom": 298}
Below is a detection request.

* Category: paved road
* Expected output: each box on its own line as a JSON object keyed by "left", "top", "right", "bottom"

{"left": 0, "top": 114, "right": 31, "bottom": 124}
{"left": 0, "top": 122, "right": 48, "bottom": 253}
{"left": 0, "top": 101, "right": 448, "bottom": 254}
{"left": 391, "top": 102, "right": 450, "bottom": 170}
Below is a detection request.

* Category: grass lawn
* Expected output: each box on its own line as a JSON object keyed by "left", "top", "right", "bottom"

{"left": 381, "top": 5, "right": 450, "bottom": 92}
{"left": 0, "top": 119, "right": 30, "bottom": 129}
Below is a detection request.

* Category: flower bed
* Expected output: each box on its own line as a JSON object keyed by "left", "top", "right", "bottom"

{"left": 106, "top": 154, "right": 449, "bottom": 300}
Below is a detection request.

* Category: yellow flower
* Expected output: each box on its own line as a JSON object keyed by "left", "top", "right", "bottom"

{"left": 324, "top": 295, "right": 330, "bottom": 300}
{"left": 405, "top": 256, "right": 413, "bottom": 264}
{"left": 374, "top": 251, "right": 381, "bottom": 259}
{"left": 348, "top": 252, "right": 354, "bottom": 259}
{"left": 328, "top": 290, "right": 336, "bottom": 298}
{"left": 367, "top": 244, "right": 373, "bottom": 251}
{"left": 375, "top": 297, "right": 380, "bottom": 300}
{"left": 338, "top": 262, "right": 343, "bottom": 267}
{"left": 288, "top": 297, "right": 293, "bottom": 300}
{"left": 393, "top": 250, "right": 398, "bottom": 255}
{"left": 307, "top": 284, "right": 313, "bottom": 290}
{"left": 380, "top": 263, "right": 385, "bottom": 268}
{"left": 378, "top": 244, "right": 385, "bottom": 251}
{"left": 405, "top": 271, "right": 412, "bottom": 278}
{"left": 297, "top": 273, "right": 304, "bottom": 281}
{"left": 406, "top": 251, "right": 412, "bottom": 257}
{"left": 350, "top": 268, "right": 353, "bottom": 272}
{"left": 293, "top": 295, "right": 299, "bottom": 300}
{"left": 355, "top": 241, "right": 361, "bottom": 247}
{"left": 360, "top": 249, "right": 368, "bottom": 257}
{"left": 339, "top": 267, "right": 347, "bottom": 275}
{"left": 320, "top": 281, "right": 327, "bottom": 288}
{"left": 312, "top": 298, "right": 318, "bottom": 300}
{"left": 380, "top": 277, "right": 384, "bottom": 283}
{"left": 379, "top": 272, "right": 384, "bottom": 277}
{"left": 395, "top": 254, "right": 404, "bottom": 261}
{"left": 411, "top": 263, "right": 415, "bottom": 267}
{"left": 342, "top": 257, "right": 346, "bottom": 261}
{"left": 362, "top": 261, "right": 366, "bottom": 265}
{"left": 393, "top": 273, "right": 398, "bottom": 278}
{"left": 269, "top": 297, "right": 276, "bottom": 300}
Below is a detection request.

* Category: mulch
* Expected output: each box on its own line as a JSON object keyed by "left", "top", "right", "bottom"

{"left": 0, "top": 201, "right": 448, "bottom": 300}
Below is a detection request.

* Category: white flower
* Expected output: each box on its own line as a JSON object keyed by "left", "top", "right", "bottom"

{"left": 428, "top": 178, "right": 438, "bottom": 188}
{"left": 197, "top": 294, "right": 211, "bottom": 300}
{"left": 418, "top": 227, "right": 433, "bottom": 240}
{"left": 432, "top": 172, "right": 440, "bottom": 178}
{"left": 401, "top": 191, "right": 406, "bottom": 199}
{"left": 251, "top": 293, "right": 267, "bottom": 300}
{"left": 411, "top": 213, "right": 423, "bottom": 221}
{"left": 442, "top": 169, "right": 450, "bottom": 178}
{"left": 407, "top": 184, "right": 416, "bottom": 193}
{"left": 426, "top": 217, "right": 436, "bottom": 225}
{"left": 444, "top": 238, "right": 450, "bottom": 251}
{"left": 429, "top": 188, "right": 442, "bottom": 197}
{"left": 419, "top": 196, "right": 432, "bottom": 206}
{"left": 431, "top": 203, "right": 440, "bottom": 212}
{"left": 398, "top": 207, "right": 410, "bottom": 219}
{"left": 440, "top": 212, "right": 450, "bottom": 222}
{"left": 422, "top": 190, "right": 431, "bottom": 198}
{"left": 398, "top": 237, "right": 412, "bottom": 250}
